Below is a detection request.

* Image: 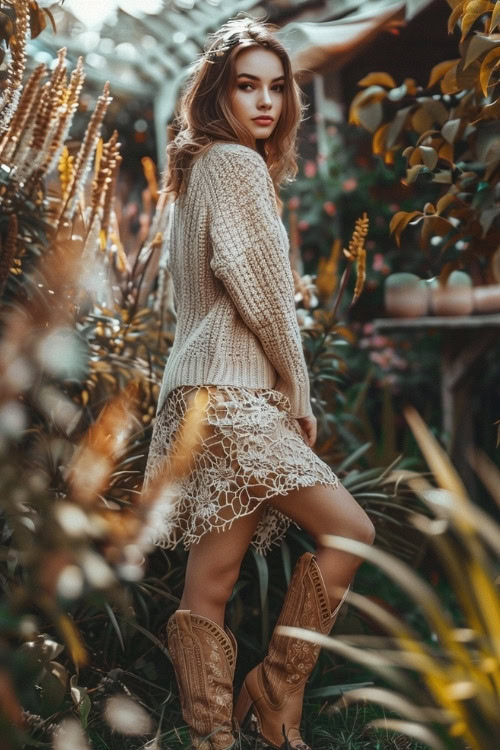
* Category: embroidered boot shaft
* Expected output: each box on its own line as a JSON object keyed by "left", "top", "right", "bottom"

{"left": 234, "top": 552, "right": 351, "bottom": 749}
{"left": 166, "top": 610, "right": 237, "bottom": 750}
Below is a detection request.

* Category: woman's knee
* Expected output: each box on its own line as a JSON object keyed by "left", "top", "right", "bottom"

{"left": 184, "top": 552, "right": 241, "bottom": 606}
{"left": 324, "top": 483, "right": 376, "bottom": 545}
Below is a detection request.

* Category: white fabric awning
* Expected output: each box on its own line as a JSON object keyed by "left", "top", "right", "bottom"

{"left": 277, "top": 1, "right": 435, "bottom": 76}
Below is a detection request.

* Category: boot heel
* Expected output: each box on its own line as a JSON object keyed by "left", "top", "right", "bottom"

{"left": 233, "top": 681, "right": 253, "bottom": 727}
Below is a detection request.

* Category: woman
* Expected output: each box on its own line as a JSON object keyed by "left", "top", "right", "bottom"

{"left": 143, "top": 14, "right": 376, "bottom": 750}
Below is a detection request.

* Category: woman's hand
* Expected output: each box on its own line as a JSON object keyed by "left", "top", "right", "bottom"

{"left": 296, "top": 413, "right": 317, "bottom": 448}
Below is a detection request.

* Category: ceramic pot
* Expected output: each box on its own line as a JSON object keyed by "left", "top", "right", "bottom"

{"left": 384, "top": 273, "right": 428, "bottom": 317}
{"left": 430, "top": 271, "right": 473, "bottom": 316}
{"left": 473, "top": 285, "right": 500, "bottom": 313}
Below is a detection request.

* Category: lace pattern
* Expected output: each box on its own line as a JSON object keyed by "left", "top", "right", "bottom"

{"left": 143, "top": 385, "right": 339, "bottom": 555}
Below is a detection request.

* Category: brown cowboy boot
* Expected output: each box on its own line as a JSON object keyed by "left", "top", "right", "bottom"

{"left": 166, "top": 610, "right": 237, "bottom": 750}
{"left": 234, "top": 552, "right": 351, "bottom": 749}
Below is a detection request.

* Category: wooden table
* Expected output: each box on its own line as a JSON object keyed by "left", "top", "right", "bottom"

{"left": 373, "top": 314, "right": 500, "bottom": 493}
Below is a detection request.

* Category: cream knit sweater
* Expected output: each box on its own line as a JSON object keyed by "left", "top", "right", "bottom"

{"left": 155, "top": 142, "right": 312, "bottom": 419}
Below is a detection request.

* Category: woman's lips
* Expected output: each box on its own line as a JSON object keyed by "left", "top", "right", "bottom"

{"left": 253, "top": 117, "right": 273, "bottom": 125}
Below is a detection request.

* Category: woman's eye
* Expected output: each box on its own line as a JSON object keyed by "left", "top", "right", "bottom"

{"left": 238, "top": 83, "right": 284, "bottom": 92}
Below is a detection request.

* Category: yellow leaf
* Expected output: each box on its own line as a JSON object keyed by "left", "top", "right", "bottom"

{"left": 436, "top": 192, "right": 457, "bottom": 214}
{"left": 372, "top": 123, "right": 390, "bottom": 155}
{"left": 409, "top": 147, "right": 423, "bottom": 166}
{"left": 438, "top": 141, "right": 454, "bottom": 164}
{"left": 426, "top": 59, "right": 460, "bottom": 89}
{"left": 404, "top": 406, "right": 468, "bottom": 500}
{"left": 316, "top": 237, "right": 342, "bottom": 299}
{"left": 440, "top": 63, "right": 460, "bottom": 94}
{"left": 349, "top": 86, "right": 387, "bottom": 126}
{"left": 58, "top": 613, "right": 88, "bottom": 667}
{"left": 448, "top": 1, "right": 466, "bottom": 34}
{"left": 479, "top": 46, "right": 500, "bottom": 94}
{"left": 406, "top": 164, "right": 427, "bottom": 183}
{"left": 461, "top": 2, "right": 496, "bottom": 41}
{"left": 357, "top": 72, "right": 397, "bottom": 88}
{"left": 403, "top": 77, "right": 418, "bottom": 95}
{"left": 473, "top": 96, "right": 500, "bottom": 120}
{"left": 491, "top": 0, "right": 500, "bottom": 31}
{"left": 389, "top": 211, "right": 423, "bottom": 246}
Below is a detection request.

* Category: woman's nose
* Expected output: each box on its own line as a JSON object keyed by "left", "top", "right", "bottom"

{"left": 258, "top": 88, "right": 272, "bottom": 106}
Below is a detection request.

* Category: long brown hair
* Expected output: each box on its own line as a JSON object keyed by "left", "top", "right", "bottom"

{"left": 162, "top": 13, "right": 307, "bottom": 212}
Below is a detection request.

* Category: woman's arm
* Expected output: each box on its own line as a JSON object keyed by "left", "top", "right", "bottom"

{"left": 203, "top": 144, "right": 312, "bottom": 419}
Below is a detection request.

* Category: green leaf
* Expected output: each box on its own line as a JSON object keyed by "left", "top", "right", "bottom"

{"left": 251, "top": 548, "right": 268, "bottom": 611}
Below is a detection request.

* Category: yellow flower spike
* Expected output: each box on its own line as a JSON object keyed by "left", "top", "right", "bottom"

{"left": 142, "top": 156, "right": 158, "bottom": 201}
{"left": 94, "top": 136, "right": 103, "bottom": 180}
{"left": 58, "top": 146, "right": 74, "bottom": 200}
{"left": 111, "top": 232, "right": 127, "bottom": 273}
{"left": 353, "top": 246, "right": 366, "bottom": 304}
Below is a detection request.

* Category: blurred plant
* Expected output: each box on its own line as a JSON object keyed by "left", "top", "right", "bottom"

{"left": 279, "top": 407, "right": 500, "bottom": 750}
{"left": 0, "top": 0, "right": 60, "bottom": 128}
{"left": 349, "top": 0, "right": 500, "bottom": 283}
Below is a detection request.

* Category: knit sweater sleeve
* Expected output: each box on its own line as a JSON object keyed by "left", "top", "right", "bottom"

{"left": 203, "top": 144, "right": 313, "bottom": 419}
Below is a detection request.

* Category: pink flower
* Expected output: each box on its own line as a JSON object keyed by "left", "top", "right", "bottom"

{"left": 366, "top": 239, "right": 376, "bottom": 250}
{"left": 323, "top": 201, "right": 337, "bottom": 216}
{"left": 326, "top": 125, "right": 338, "bottom": 136}
{"left": 342, "top": 177, "right": 357, "bottom": 192}
{"left": 389, "top": 203, "right": 400, "bottom": 212}
{"left": 371, "top": 335, "right": 391, "bottom": 348}
{"left": 369, "top": 350, "right": 390, "bottom": 368}
{"left": 363, "top": 322, "right": 375, "bottom": 335}
{"left": 304, "top": 161, "right": 317, "bottom": 178}
{"left": 372, "top": 253, "right": 390, "bottom": 275}
{"left": 297, "top": 220, "right": 310, "bottom": 231}
{"left": 288, "top": 196, "right": 300, "bottom": 210}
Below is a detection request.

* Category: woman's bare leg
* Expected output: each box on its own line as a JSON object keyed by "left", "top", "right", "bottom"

{"left": 266, "top": 482, "right": 375, "bottom": 610}
{"left": 178, "top": 502, "right": 266, "bottom": 628}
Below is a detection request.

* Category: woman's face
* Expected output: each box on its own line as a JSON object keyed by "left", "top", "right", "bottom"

{"left": 230, "top": 46, "right": 285, "bottom": 145}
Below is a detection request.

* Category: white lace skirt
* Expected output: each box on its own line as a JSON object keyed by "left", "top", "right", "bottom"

{"left": 143, "top": 385, "right": 339, "bottom": 555}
